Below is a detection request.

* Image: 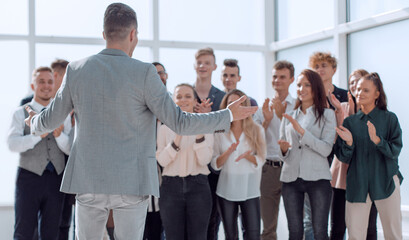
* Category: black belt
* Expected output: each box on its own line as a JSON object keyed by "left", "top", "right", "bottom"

{"left": 265, "top": 159, "right": 283, "bottom": 168}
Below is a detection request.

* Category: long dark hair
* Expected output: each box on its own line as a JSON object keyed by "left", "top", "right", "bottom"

{"left": 295, "top": 69, "right": 327, "bottom": 124}
{"left": 361, "top": 72, "right": 387, "bottom": 111}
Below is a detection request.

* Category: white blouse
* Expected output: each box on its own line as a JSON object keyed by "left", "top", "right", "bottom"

{"left": 211, "top": 127, "right": 265, "bottom": 201}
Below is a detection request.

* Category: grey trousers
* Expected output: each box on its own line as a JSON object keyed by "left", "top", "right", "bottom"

{"left": 75, "top": 193, "right": 149, "bottom": 240}
{"left": 260, "top": 163, "right": 282, "bottom": 240}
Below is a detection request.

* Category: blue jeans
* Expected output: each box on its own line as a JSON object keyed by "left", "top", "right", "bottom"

{"left": 159, "top": 175, "right": 212, "bottom": 240}
{"left": 282, "top": 178, "right": 332, "bottom": 240}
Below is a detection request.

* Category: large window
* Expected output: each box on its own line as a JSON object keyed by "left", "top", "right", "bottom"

{"left": 348, "top": 0, "right": 409, "bottom": 22}
{"left": 0, "top": 41, "right": 29, "bottom": 205}
{"left": 276, "top": 39, "right": 334, "bottom": 96}
{"left": 0, "top": 1, "right": 28, "bottom": 35}
{"left": 159, "top": 0, "right": 264, "bottom": 44}
{"left": 349, "top": 19, "right": 409, "bottom": 205}
{"left": 36, "top": 0, "right": 153, "bottom": 39}
{"left": 276, "top": 0, "right": 334, "bottom": 40}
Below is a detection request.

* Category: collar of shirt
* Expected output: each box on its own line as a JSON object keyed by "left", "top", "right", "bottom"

{"left": 28, "top": 99, "right": 52, "bottom": 113}
{"left": 294, "top": 104, "right": 314, "bottom": 117}
{"left": 99, "top": 48, "right": 129, "bottom": 57}
{"left": 269, "top": 93, "right": 296, "bottom": 109}
{"left": 356, "top": 106, "right": 380, "bottom": 120}
{"left": 228, "top": 130, "right": 245, "bottom": 143}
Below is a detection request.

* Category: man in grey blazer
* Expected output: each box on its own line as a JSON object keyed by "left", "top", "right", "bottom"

{"left": 25, "top": 3, "right": 256, "bottom": 240}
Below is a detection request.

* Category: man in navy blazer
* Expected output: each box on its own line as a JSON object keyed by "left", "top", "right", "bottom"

{"left": 25, "top": 3, "right": 257, "bottom": 239}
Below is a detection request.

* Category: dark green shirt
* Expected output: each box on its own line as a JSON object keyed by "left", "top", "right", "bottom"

{"left": 335, "top": 107, "right": 403, "bottom": 202}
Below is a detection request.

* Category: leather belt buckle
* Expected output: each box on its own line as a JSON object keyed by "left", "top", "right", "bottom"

{"left": 266, "top": 159, "right": 283, "bottom": 168}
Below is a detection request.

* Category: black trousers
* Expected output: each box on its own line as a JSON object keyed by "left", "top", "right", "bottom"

{"left": 14, "top": 167, "right": 64, "bottom": 240}
{"left": 58, "top": 193, "right": 75, "bottom": 240}
{"left": 160, "top": 175, "right": 212, "bottom": 240}
{"left": 143, "top": 211, "right": 163, "bottom": 240}
{"left": 207, "top": 172, "right": 221, "bottom": 240}
{"left": 217, "top": 196, "right": 260, "bottom": 240}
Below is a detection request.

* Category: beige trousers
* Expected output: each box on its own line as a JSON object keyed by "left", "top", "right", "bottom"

{"left": 346, "top": 175, "right": 402, "bottom": 240}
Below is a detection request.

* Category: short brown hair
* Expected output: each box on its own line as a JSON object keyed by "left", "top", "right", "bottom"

{"left": 273, "top": 60, "right": 295, "bottom": 78}
{"left": 32, "top": 66, "right": 52, "bottom": 78}
{"left": 195, "top": 47, "right": 216, "bottom": 61}
{"left": 51, "top": 59, "right": 69, "bottom": 73}
{"left": 223, "top": 59, "right": 240, "bottom": 76}
{"left": 309, "top": 52, "right": 337, "bottom": 69}
{"left": 104, "top": 3, "right": 137, "bottom": 41}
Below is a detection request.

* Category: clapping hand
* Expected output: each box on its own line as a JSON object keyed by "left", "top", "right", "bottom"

{"left": 283, "top": 113, "right": 305, "bottom": 136}
{"left": 346, "top": 92, "right": 356, "bottom": 116}
{"left": 24, "top": 106, "right": 37, "bottom": 127}
{"left": 367, "top": 121, "right": 380, "bottom": 145}
{"left": 329, "top": 93, "right": 341, "bottom": 111}
{"left": 262, "top": 98, "right": 274, "bottom": 122}
{"left": 53, "top": 124, "right": 64, "bottom": 137}
{"left": 228, "top": 141, "right": 240, "bottom": 153}
{"left": 194, "top": 98, "right": 213, "bottom": 113}
{"left": 335, "top": 126, "right": 353, "bottom": 146}
{"left": 278, "top": 139, "right": 291, "bottom": 155}
{"left": 272, "top": 97, "right": 287, "bottom": 120}
{"left": 235, "top": 150, "right": 252, "bottom": 162}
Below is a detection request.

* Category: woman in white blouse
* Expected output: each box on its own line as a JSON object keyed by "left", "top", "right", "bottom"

{"left": 156, "top": 84, "right": 214, "bottom": 240}
{"left": 278, "top": 69, "right": 336, "bottom": 240}
{"left": 212, "top": 89, "right": 266, "bottom": 240}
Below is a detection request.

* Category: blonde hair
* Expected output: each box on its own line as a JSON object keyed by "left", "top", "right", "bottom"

{"left": 220, "top": 89, "right": 266, "bottom": 159}
{"left": 195, "top": 47, "right": 216, "bottom": 61}
{"left": 309, "top": 52, "right": 337, "bottom": 69}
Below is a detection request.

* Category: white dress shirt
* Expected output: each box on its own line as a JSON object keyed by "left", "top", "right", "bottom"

{"left": 7, "top": 99, "right": 72, "bottom": 155}
{"left": 253, "top": 94, "right": 295, "bottom": 161}
{"left": 211, "top": 127, "right": 266, "bottom": 201}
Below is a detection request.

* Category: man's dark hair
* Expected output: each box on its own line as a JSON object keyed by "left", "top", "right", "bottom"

{"left": 51, "top": 59, "right": 69, "bottom": 73}
{"left": 104, "top": 3, "right": 137, "bottom": 41}
{"left": 152, "top": 62, "right": 166, "bottom": 72}
{"left": 273, "top": 60, "right": 295, "bottom": 78}
{"left": 223, "top": 59, "right": 240, "bottom": 76}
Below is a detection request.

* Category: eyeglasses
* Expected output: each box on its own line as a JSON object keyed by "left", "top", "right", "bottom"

{"left": 157, "top": 71, "right": 167, "bottom": 76}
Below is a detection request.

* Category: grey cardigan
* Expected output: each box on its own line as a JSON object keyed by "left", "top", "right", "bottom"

{"left": 279, "top": 106, "right": 336, "bottom": 183}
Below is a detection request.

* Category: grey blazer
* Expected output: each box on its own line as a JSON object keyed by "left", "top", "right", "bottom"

{"left": 31, "top": 48, "right": 230, "bottom": 196}
{"left": 279, "top": 106, "right": 336, "bottom": 183}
